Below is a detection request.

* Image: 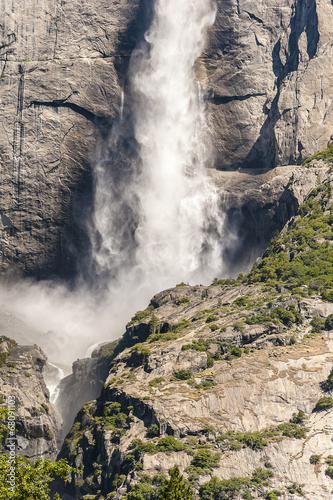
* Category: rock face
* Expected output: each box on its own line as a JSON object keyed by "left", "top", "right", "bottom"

{"left": 1, "top": 0, "right": 333, "bottom": 275}
{"left": 0, "top": 336, "right": 62, "bottom": 460}
{"left": 57, "top": 341, "right": 118, "bottom": 436}
{"left": 204, "top": 0, "right": 333, "bottom": 169}
{"left": 56, "top": 164, "right": 333, "bottom": 498}
{"left": 57, "top": 282, "right": 333, "bottom": 499}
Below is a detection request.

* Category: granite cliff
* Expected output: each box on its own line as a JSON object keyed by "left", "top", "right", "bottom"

{"left": 0, "top": 0, "right": 333, "bottom": 275}
{"left": 0, "top": 336, "right": 62, "bottom": 460}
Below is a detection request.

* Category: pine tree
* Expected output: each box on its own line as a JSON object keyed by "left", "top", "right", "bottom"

{"left": 159, "top": 465, "right": 193, "bottom": 500}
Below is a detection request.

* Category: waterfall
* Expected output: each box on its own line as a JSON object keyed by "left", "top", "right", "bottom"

{"left": 92, "top": 0, "right": 223, "bottom": 298}
{"left": 0, "top": 0, "right": 224, "bottom": 381}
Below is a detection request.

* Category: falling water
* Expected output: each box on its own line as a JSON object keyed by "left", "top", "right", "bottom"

{"left": 0, "top": 0, "right": 224, "bottom": 388}
{"left": 92, "top": 0, "right": 223, "bottom": 298}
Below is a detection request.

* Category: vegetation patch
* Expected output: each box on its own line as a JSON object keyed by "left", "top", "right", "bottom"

{"left": 200, "top": 468, "right": 274, "bottom": 499}
{"left": 303, "top": 143, "right": 333, "bottom": 165}
{"left": 216, "top": 412, "right": 308, "bottom": 451}
{"left": 246, "top": 182, "right": 333, "bottom": 301}
{"left": 313, "top": 396, "right": 333, "bottom": 412}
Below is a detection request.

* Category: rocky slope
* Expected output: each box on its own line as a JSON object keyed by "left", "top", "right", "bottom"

{"left": 0, "top": 336, "right": 62, "bottom": 460}
{"left": 56, "top": 156, "right": 333, "bottom": 499}
{"left": 1, "top": 0, "right": 333, "bottom": 275}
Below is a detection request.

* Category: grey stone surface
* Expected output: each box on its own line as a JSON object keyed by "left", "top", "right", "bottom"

{"left": 0, "top": 0, "right": 333, "bottom": 275}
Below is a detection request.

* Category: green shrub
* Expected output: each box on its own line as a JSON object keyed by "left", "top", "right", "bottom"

{"left": 207, "top": 355, "right": 214, "bottom": 368}
{"left": 188, "top": 449, "right": 221, "bottom": 472}
{"left": 130, "top": 305, "right": 154, "bottom": 323}
{"left": 176, "top": 296, "right": 190, "bottom": 305}
{"left": 325, "top": 467, "right": 333, "bottom": 479}
{"left": 310, "top": 316, "right": 325, "bottom": 333}
{"left": 287, "top": 482, "right": 304, "bottom": 495}
{"left": 131, "top": 344, "right": 151, "bottom": 356}
{"left": 310, "top": 454, "right": 321, "bottom": 464}
{"left": 232, "top": 321, "right": 245, "bottom": 333}
{"left": 210, "top": 324, "right": 219, "bottom": 331}
{"left": 199, "top": 476, "right": 252, "bottom": 500}
{"left": 303, "top": 143, "right": 333, "bottom": 165}
{"left": 147, "top": 424, "right": 159, "bottom": 437}
{"left": 264, "top": 492, "right": 282, "bottom": 500}
{"left": 289, "top": 410, "right": 306, "bottom": 424}
{"left": 182, "top": 338, "right": 210, "bottom": 352}
{"left": 206, "top": 315, "right": 219, "bottom": 323}
{"left": 325, "top": 314, "right": 333, "bottom": 330}
{"left": 160, "top": 466, "right": 192, "bottom": 500}
{"left": 235, "top": 297, "right": 247, "bottom": 307}
{"left": 326, "top": 455, "right": 333, "bottom": 466}
{"left": 157, "top": 436, "right": 185, "bottom": 453}
{"left": 172, "top": 369, "right": 192, "bottom": 381}
{"left": 149, "top": 377, "right": 165, "bottom": 387}
{"left": 313, "top": 396, "right": 333, "bottom": 412}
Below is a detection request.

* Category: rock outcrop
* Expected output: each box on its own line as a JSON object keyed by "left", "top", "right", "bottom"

{"left": 0, "top": 336, "right": 62, "bottom": 460}
{"left": 57, "top": 341, "right": 118, "bottom": 436}
{"left": 205, "top": 0, "right": 333, "bottom": 169}
{"left": 57, "top": 281, "right": 333, "bottom": 499}
{"left": 1, "top": 0, "right": 333, "bottom": 276}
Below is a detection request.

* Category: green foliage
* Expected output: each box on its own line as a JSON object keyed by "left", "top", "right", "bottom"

{"left": 194, "top": 379, "right": 217, "bottom": 390}
{"left": 250, "top": 468, "right": 274, "bottom": 485}
{"left": 149, "top": 377, "right": 165, "bottom": 387}
{"left": 182, "top": 338, "right": 210, "bottom": 352}
{"left": 326, "top": 455, "right": 333, "bottom": 466}
{"left": 159, "top": 466, "right": 193, "bottom": 500}
{"left": 124, "top": 473, "right": 165, "bottom": 500}
{"left": 130, "top": 306, "right": 154, "bottom": 323}
{"left": 131, "top": 345, "right": 152, "bottom": 356}
{"left": 310, "top": 454, "right": 321, "bottom": 464}
{"left": 147, "top": 424, "right": 159, "bottom": 437}
{"left": 246, "top": 182, "right": 333, "bottom": 301}
{"left": 325, "top": 314, "right": 333, "bottom": 330}
{"left": 199, "top": 468, "right": 274, "bottom": 500}
{"left": 216, "top": 415, "right": 308, "bottom": 452}
{"left": 325, "top": 467, "right": 333, "bottom": 479}
{"left": 176, "top": 296, "right": 190, "bottom": 305}
{"left": 206, "top": 315, "right": 218, "bottom": 323}
{"left": 275, "top": 422, "right": 309, "bottom": 439}
{"left": 217, "top": 430, "right": 268, "bottom": 451}
{"left": 289, "top": 410, "right": 306, "bottom": 424}
{"left": 127, "top": 437, "right": 185, "bottom": 460}
{"left": 0, "top": 455, "right": 75, "bottom": 500}
{"left": 310, "top": 316, "right": 325, "bottom": 333}
{"left": 173, "top": 319, "right": 191, "bottom": 331}
{"left": 232, "top": 321, "right": 245, "bottom": 333}
{"left": 245, "top": 305, "right": 303, "bottom": 327}
{"left": 264, "top": 491, "right": 282, "bottom": 500}
{"left": 157, "top": 437, "right": 185, "bottom": 453}
{"left": 207, "top": 355, "right": 214, "bottom": 368}
{"left": 0, "top": 353, "right": 7, "bottom": 368}
{"left": 199, "top": 476, "right": 252, "bottom": 500}
{"left": 227, "top": 346, "right": 243, "bottom": 360}
{"left": 235, "top": 297, "right": 247, "bottom": 307}
{"left": 172, "top": 370, "right": 192, "bottom": 381}
{"left": 320, "top": 368, "right": 333, "bottom": 392}
{"left": 287, "top": 482, "right": 304, "bottom": 495}
{"left": 313, "top": 396, "right": 333, "bottom": 412}
{"left": 303, "top": 143, "right": 333, "bottom": 165}
{"left": 187, "top": 449, "right": 221, "bottom": 473}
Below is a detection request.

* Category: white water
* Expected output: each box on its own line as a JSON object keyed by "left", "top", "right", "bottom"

{"left": 0, "top": 0, "right": 225, "bottom": 390}
{"left": 92, "top": 0, "right": 223, "bottom": 296}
